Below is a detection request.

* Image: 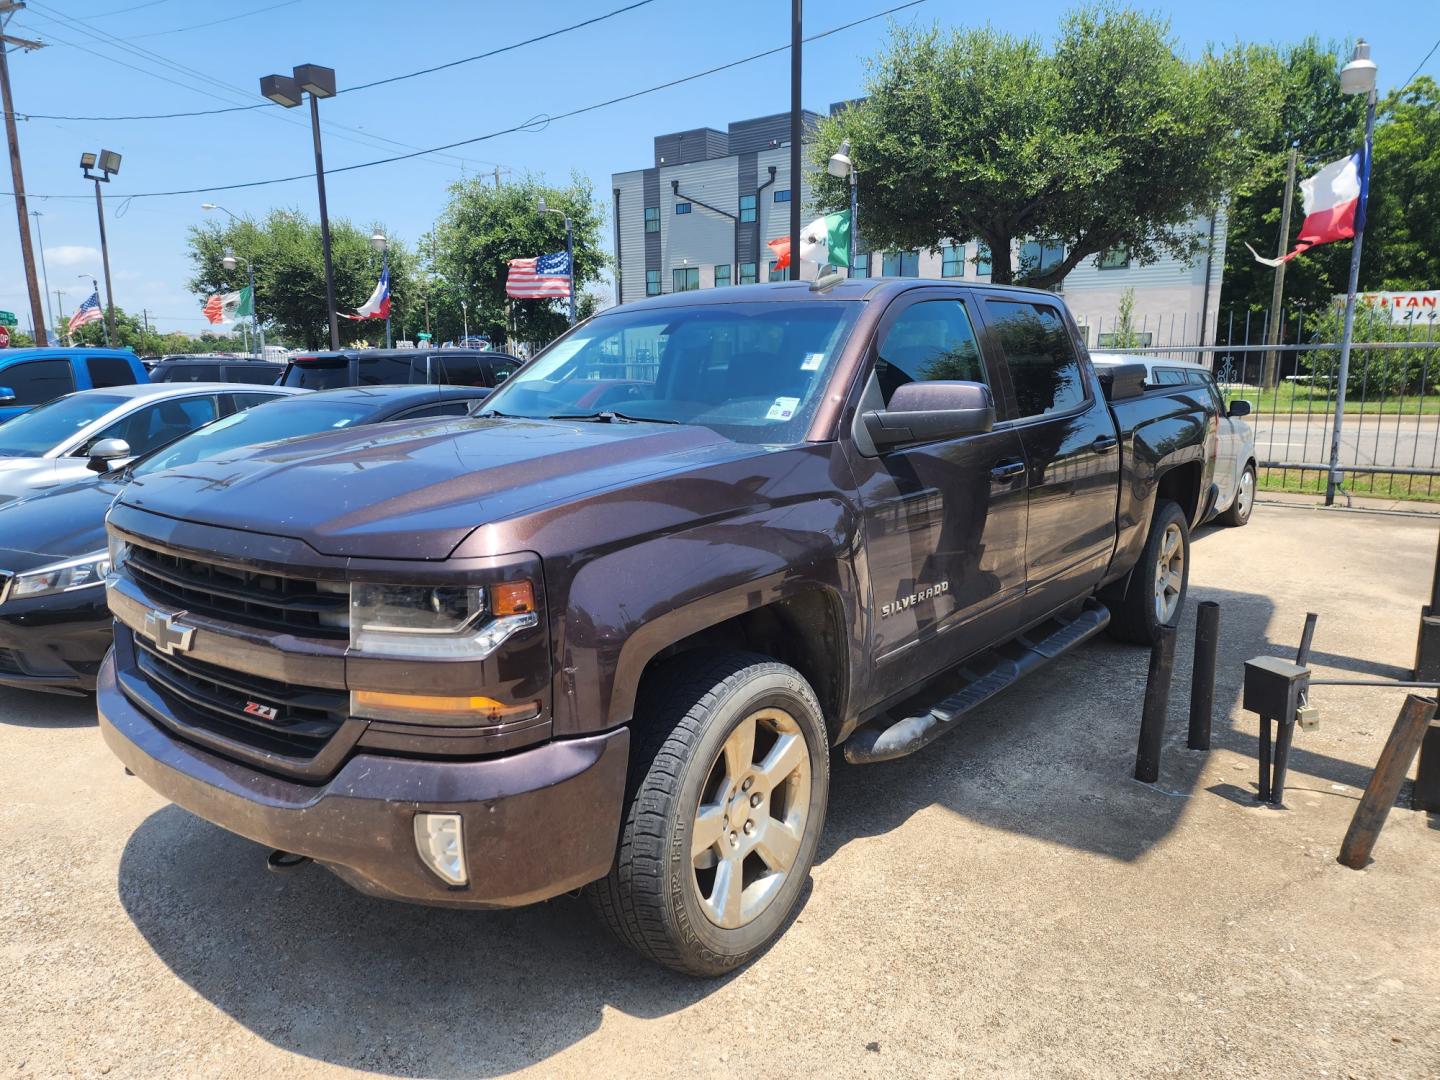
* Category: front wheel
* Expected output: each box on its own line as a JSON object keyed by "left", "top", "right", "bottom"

{"left": 1220, "top": 462, "right": 1256, "bottom": 526}
{"left": 1105, "top": 498, "right": 1190, "bottom": 645}
{"left": 587, "top": 651, "right": 830, "bottom": 976}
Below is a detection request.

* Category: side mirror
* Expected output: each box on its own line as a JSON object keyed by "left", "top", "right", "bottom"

{"left": 85, "top": 437, "right": 132, "bottom": 473}
{"left": 1228, "top": 399, "right": 1252, "bottom": 418}
{"left": 862, "top": 380, "right": 995, "bottom": 450}
{"left": 0, "top": 386, "right": 14, "bottom": 406}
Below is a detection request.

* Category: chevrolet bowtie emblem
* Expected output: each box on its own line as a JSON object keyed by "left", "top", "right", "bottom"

{"left": 143, "top": 609, "right": 196, "bottom": 656}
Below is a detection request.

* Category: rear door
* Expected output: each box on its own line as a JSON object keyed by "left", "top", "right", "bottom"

{"left": 0, "top": 358, "right": 76, "bottom": 421}
{"left": 977, "top": 295, "right": 1120, "bottom": 619}
{"left": 849, "top": 288, "right": 1030, "bottom": 692}
{"left": 85, "top": 354, "right": 139, "bottom": 389}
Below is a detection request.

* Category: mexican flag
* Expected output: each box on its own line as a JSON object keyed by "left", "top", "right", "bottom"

{"left": 203, "top": 285, "right": 253, "bottom": 324}
{"left": 767, "top": 210, "right": 852, "bottom": 271}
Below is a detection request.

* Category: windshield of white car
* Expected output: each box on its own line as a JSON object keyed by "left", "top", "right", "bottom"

{"left": 478, "top": 301, "right": 861, "bottom": 444}
{"left": 130, "top": 398, "right": 377, "bottom": 477}
{"left": 0, "top": 393, "right": 129, "bottom": 457}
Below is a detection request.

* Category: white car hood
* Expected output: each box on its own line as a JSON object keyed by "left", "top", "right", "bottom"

{"left": 0, "top": 457, "right": 67, "bottom": 500}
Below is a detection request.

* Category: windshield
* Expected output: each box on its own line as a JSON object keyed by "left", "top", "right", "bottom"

{"left": 0, "top": 393, "right": 128, "bottom": 457}
{"left": 131, "top": 398, "right": 376, "bottom": 477}
{"left": 480, "top": 301, "right": 861, "bottom": 444}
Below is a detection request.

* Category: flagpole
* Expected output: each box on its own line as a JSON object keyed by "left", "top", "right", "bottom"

{"left": 383, "top": 246, "right": 392, "bottom": 349}
{"left": 1325, "top": 46, "right": 1379, "bottom": 507}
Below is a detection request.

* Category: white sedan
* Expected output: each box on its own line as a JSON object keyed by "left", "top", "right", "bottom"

{"left": 0, "top": 382, "right": 305, "bottom": 504}
{"left": 1090, "top": 353, "right": 1257, "bottom": 526}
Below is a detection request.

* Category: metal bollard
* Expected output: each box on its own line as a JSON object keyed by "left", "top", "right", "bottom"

{"left": 1134, "top": 623, "right": 1177, "bottom": 784}
{"left": 1187, "top": 601, "right": 1219, "bottom": 751}
{"left": 1296, "top": 612, "right": 1319, "bottom": 667}
{"left": 1270, "top": 717, "right": 1296, "bottom": 807}
{"left": 1258, "top": 715, "right": 1272, "bottom": 802}
{"left": 1339, "top": 694, "right": 1437, "bottom": 869}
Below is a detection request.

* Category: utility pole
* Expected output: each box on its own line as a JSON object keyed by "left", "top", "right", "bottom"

{"left": 493, "top": 166, "right": 502, "bottom": 190}
{"left": 1261, "top": 144, "right": 1299, "bottom": 390}
{"left": 788, "top": 0, "right": 802, "bottom": 281}
{"left": 0, "top": 5, "right": 48, "bottom": 347}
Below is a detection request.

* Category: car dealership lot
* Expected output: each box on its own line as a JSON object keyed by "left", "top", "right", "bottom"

{"left": 3, "top": 503, "right": 1438, "bottom": 1079}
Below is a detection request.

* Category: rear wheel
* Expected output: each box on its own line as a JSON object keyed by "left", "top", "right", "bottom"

{"left": 1220, "top": 462, "right": 1256, "bottom": 526}
{"left": 587, "top": 651, "right": 829, "bottom": 976}
{"left": 1105, "top": 498, "right": 1190, "bottom": 645}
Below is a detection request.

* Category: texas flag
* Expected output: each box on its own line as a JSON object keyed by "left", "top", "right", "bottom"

{"left": 1248, "top": 148, "right": 1370, "bottom": 267}
{"left": 339, "top": 265, "right": 391, "bottom": 320}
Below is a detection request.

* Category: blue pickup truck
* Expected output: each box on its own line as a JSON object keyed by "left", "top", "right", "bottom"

{"left": 0, "top": 348, "right": 148, "bottom": 424}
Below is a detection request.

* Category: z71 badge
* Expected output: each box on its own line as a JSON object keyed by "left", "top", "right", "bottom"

{"left": 881, "top": 580, "right": 950, "bottom": 618}
{"left": 243, "top": 700, "right": 279, "bottom": 721}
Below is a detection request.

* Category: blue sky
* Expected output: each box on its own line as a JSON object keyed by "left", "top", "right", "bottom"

{"left": 0, "top": 0, "right": 1432, "bottom": 338}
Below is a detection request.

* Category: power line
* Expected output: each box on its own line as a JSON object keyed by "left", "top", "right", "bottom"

{"left": 10, "top": 1, "right": 926, "bottom": 202}
{"left": 1400, "top": 36, "right": 1440, "bottom": 90}
{"left": 7, "top": 0, "right": 662, "bottom": 121}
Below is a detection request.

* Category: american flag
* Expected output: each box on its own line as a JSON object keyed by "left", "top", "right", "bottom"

{"left": 506, "top": 251, "right": 572, "bottom": 299}
{"left": 68, "top": 290, "right": 102, "bottom": 333}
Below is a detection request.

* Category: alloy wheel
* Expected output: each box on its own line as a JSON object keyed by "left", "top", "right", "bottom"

{"left": 1153, "top": 521, "right": 1185, "bottom": 624}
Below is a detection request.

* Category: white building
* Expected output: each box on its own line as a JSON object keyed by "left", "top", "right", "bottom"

{"left": 611, "top": 108, "right": 1228, "bottom": 348}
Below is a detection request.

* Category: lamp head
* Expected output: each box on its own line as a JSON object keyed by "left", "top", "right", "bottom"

{"left": 259, "top": 73, "right": 303, "bottom": 108}
{"left": 222, "top": 253, "right": 237, "bottom": 272}
{"left": 827, "top": 138, "right": 853, "bottom": 179}
{"left": 537, "top": 196, "right": 549, "bottom": 215}
{"left": 292, "top": 64, "right": 336, "bottom": 99}
{"left": 369, "top": 230, "right": 387, "bottom": 253}
{"left": 79, "top": 151, "right": 97, "bottom": 171}
{"left": 1340, "top": 39, "right": 1377, "bottom": 96}
{"left": 98, "top": 149, "right": 121, "bottom": 175}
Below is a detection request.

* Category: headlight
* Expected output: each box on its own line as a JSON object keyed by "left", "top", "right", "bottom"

{"left": 6, "top": 550, "right": 112, "bottom": 602}
{"left": 349, "top": 579, "right": 539, "bottom": 659}
{"left": 106, "top": 534, "right": 130, "bottom": 580}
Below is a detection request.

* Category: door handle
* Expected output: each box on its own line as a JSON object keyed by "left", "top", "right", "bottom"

{"left": 990, "top": 459, "right": 1026, "bottom": 481}
{"left": 1091, "top": 435, "right": 1119, "bottom": 453}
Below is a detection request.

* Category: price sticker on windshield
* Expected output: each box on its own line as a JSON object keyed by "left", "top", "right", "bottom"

{"left": 800, "top": 352, "right": 825, "bottom": 371}
{"left": 766, "top": 396, "right": 800, "bottom": 421}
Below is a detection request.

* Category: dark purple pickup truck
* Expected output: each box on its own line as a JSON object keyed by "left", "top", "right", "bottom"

{"left": 97, "top": 279, "right": 1218, "bottom": 974}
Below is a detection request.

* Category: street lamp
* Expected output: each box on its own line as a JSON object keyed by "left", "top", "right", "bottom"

{"left": 1325, "top": 39, "right": 1379, "bottom": 507}
{"left": 259, "top": 63, "right": 339, "bottom": 349}
{"left": 827, "top": 138, "right": 860, "bottom": 276}
{"left": 460, "top": 296, "right": 469, "bottom": 346}
{"left": 29, "top": 210, "right": 53, "bottom": 339}
{"left": 79, "top": 148, "right": 120, "bottom": 345}
{"left": 204, "top": 203, "right": 263, "bottom": 356}
{"left": 370, "top": 229, "right": 392, "bottom": 348}
{"left": 538, "top": 196, "right": 576, "bottom": 325}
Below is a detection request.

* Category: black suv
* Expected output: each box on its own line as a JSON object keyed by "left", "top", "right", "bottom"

{"left": 148, "top": 356, "right": 282, "bottom": 386}
{"left": 279, "top": 348, "right": 521, "bottom": 390}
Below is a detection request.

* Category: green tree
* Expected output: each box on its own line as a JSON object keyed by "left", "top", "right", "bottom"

{"left": 811, "top": 7, "right": 1279, "bottom": 287}
{"left": 1365, "top": 76, "right": 1440, "bottom": 292}
{"left": 428, "top": 174, "right": 605, "bottom": 348}
{"left": 1220, "top": 39, "right": 1366, "bottom": 323}
{"left": 68, "top": 305, "right": 248, "bottom": 355}
{"left": 187, "top": 209, "right": 418, "bottom": 350}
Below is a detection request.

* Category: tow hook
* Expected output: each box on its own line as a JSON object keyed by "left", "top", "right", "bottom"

{"left": 266, "top": 849, "right": 313, "bottom": 874}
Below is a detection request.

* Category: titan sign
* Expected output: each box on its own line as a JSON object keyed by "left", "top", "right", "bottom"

{"left": 1344, "top": 290, "right": 1440, "bottom": 324}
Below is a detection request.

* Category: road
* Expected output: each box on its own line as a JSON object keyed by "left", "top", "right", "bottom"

{"left": 1252, "top": 411, "right": 1440, "bottom": 472}
{"left": 3, "top": 506, "right": 1439, "bottom": 1078}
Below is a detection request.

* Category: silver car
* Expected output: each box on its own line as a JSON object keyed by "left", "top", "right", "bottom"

{"left": 1090, "top": 353, "right": 1257, "bottom": 526}
{"left": 0, "top": 382, "right": 305, "bottom": 504}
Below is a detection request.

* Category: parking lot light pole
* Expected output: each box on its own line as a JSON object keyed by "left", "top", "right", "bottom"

{"left": 1325, "top": 39, "right": 1378, "bottom": 507}
{"left": 827, "top": 139, "right": 858, "bottom": 274}
{"left": 369, "top": 230, "right": 392, "bottom": 348}
{"left": 260, "top": 65, "right": 339, "bottom": 350}
{"left": 79, "top": 149, "right": 120, "bottom": 346}
{"left": 538, "top": 197, "right": 576, "bottom": 325}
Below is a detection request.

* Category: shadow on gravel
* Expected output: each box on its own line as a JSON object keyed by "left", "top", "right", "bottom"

{"left": 0, "top": 684, "right": 94, "bottom": 727}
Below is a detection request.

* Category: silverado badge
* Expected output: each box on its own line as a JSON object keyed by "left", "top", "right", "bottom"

{"left": 880, "top": 580, "right": 950, "bottom": 618}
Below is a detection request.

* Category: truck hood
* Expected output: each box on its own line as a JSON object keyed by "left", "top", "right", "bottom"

{"left": 0, "top": 476, "right": 120, "bottom": 572}
{"left": 118, "top": 416, "right": 769, "bottom": 559}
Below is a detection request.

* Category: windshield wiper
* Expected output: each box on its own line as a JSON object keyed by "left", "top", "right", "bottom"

{"left": 546, "top": 410, "right": 679, "bottom": 425}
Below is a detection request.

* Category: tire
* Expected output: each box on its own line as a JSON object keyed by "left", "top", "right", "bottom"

{"left": 1220, "top": 462, "right": 1256, "bottom": 527}
{"left": 1105, "top": 498, "right": 1190, "bottom": 645}
{"left": 586, "top": 651, "right": 830, "bottom": 976}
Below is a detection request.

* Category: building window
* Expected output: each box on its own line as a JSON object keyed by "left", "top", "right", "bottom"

{"left": 942, "top": 244, "right": 966, "bottom": 278}
{"left": 976, "top": 243, "right": 991, "bottom": 276}
{"left": 674, "top": 202, "right": 691, "bottom": 215}
{"left": 739, "top": 194, "right": 757, "bottom": 224}
{"left": 739, "top": 262, "right": 757, "bottom": 285}
{"left": 673, "top": 266, "right": 699, "bottom": 292}
{"left": 1020, "top": 240, "right": 1065, "bottom": 275}
{"left": 768, "top": 259, "right": 785, "bottom": 281}
{"left": 774, "top": 189, "right": 791, "bottom": 203}
{"left": 850, "top": 251, "right": 870, "bottom": 279}
{"left": 882, "top": 250, "right": 920, "bottom": 277}
{"left": 714, "top": 264, "right": 731, "bottom": 287}
{"left": 1098, "top": 246, "right": 1129, "bottom": 270}
{"left": 645, "top": 269, "right": 661, "bottom": 296}
{"left": 644, "top": 206, "right": 660, "bottom": 233}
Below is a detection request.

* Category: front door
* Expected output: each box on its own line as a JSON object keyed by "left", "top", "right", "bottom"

{"left": 849, "top": 290, "right": 1030, "bottom": 700}
{"left": 977, "top": 296, "right": 1120, "bottom": 620}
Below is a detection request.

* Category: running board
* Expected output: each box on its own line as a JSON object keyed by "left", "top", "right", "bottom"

{"left": 843, "top": 600, "right": 1111, "bottom": 765}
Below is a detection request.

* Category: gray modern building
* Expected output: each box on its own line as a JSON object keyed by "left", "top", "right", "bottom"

{"left": 612, "top": 109, "right": 1229, "bottom": 348}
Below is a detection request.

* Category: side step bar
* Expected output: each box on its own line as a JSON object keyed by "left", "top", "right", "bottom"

{"left": 843, "top": 600, "right": 1111, "bottom": 765}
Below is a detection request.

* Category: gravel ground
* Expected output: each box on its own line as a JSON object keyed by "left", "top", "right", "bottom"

{"left": 3, "top": 502, "right": 1439, "bottom": 1079}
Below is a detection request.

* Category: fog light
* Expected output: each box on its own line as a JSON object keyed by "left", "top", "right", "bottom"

{"left": 414, "top": 812, "right": 468, "bottom": 886}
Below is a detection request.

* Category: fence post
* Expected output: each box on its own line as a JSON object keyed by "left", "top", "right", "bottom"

{"left": 1135, "top": 624, "right": 1177, "bottom": 784}
{"left": 1338, "top": 694, "right": 1437, "bottom": 869}
{"left": 1187, "top": 601, "right": 1219, "bottom": 751}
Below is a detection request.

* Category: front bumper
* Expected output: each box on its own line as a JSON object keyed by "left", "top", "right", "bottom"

{"left": 0, "top": 586, "right": 110, "bottom": 695}
{"left": 98, "top": 651, "right": 630, "bottom": 908}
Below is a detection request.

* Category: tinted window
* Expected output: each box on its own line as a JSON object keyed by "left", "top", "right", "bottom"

{"left": 0, "top": 392, "right": 126, "bottom": 455}
{"left": 487, "top": 361, "right": 518, "bottom": 385}
{"left": 86, "top": 355, "right": 137, "bottom": 388}
{"left": 84, "top": 395, "right": 218, "bottom": 456}
{"left": 3, "top": 359, "right": 75, "bottom": 406}
{"left": 227, "top": 392, "right": 284, "bottom": 412}
{"left": 435, "top": 355, "right": 486, "bottom": 387}
{"left": 395, "top": 400, "right": 472, "bottom": 420}
{"left": 158, "top": 363, "right": 220, "bottom": 382}
{"left": 874, "top": 300, "right": 986, "bottom": 406}
{"left": 228, "top": 364, "right": 281, "bottom": 385}
{"left": 987, "top": 300, "right": 1086, "bottom": 417}
{"left": 281, "top": 357, "right": 351, "bottom": 390}
{"left": 1153, "top": 368, "right": 1188, "bottom": 385}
